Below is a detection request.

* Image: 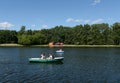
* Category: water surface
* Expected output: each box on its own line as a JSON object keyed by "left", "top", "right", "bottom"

{"left": 0, "top": 47, "right": 120, "bottom": 83}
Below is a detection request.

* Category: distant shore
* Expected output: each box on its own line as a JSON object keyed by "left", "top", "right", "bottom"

{"left": 1, "top": 44, "right": 120, "bottom": 47}
{"left": 0, "top": 44, "right": 23, "bottom": 47}
{"left": 62, "top": 45, "right": 120, "bottom": 47}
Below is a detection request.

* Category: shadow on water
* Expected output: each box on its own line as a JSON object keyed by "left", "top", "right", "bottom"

{"left": 29, "top": 61, "right": 63, "bottom": 65}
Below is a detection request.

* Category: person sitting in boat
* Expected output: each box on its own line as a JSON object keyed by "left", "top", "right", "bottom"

{"left": 59, "top": 49, "right": 62, "bottom": 51}
{"left": 49, "top": 54, "right": 53, "bottom": 59}
{"left": 57, "top": 48, "right": 62, "bottom": 52}
{"left": 48, "top": 54, "right": 54, "bottom": 59}
{"left": 40, "top": 53, "right": 46, "bottom": 59}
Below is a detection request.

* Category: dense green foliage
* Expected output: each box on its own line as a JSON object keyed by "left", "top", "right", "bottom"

{"left": 1, "top": 22, "right": 120, "bottom": 45}
{"left": 0, "top": 30, "right": 18, "bottom": 44}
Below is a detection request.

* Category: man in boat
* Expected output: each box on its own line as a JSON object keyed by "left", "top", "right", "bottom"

{"left": 40, "top": 53, "right": 46, "bottom": 59}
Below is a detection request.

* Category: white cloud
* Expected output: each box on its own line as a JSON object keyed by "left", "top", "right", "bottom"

{"left": 0, "top": 22, "right": 14, "bottom": 29}
{"left": 66, "top": 18, "right": 104, "bottom": 24}
{"left": 91, "top": 19, "right": 103, "bottom": 24}
{"left": 84, "top": 20, "right": 91, "bottom": 24}
{"left": 41, "top": 24, "right": 49, "bottom": 29}
{"left": 91, "top": 0, "right": 101, "bottom": 5}
{"left": 66, "top": 18, "right": 82, "bottom": 23}
{"left": 66, "top": 18, "right": 74, "bottom": 22}
{"left": 74, "top": 19, "right": 82, "bottom": 23}
{"left": 31, "top": 24, "right": 36, "bottom": 27}
{"left": 66, "top": 18, "right": 91, "bottom": 24}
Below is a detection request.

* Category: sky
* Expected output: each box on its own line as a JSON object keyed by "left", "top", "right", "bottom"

{"left": 0, "top": 0, "right": 120, "bottom": 31}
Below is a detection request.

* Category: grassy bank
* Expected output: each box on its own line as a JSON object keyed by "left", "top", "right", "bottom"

{"left": 1, "top": 44, "right": 120, "bottom": 47}
{"left": 62, "top": 45, "right": 120, "bottom": 47}
{"left": 32, "top": 44, "right": 120, "bottom": 47}
{"left": 0, "top": 44, "right": 23, "bottom": 47}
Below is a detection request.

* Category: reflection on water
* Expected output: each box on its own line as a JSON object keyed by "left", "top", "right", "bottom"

{"left": 56, "top": 52, "right": 64, "bottom": 57}
{"left": 29, "top": 61, "right": 63, "bottom": 64}
{"left": 0, "top": 47, "right": 120, "bottom": 82}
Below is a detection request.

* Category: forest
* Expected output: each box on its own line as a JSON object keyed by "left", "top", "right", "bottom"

{"left": 0, "top": 22, "right": 120, "bottom": 45}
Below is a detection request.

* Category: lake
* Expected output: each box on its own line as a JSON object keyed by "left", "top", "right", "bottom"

{"left": 0, "top": 47, "right": 120, "bottom": 83}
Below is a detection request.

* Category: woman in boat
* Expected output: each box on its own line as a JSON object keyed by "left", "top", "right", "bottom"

{"left": 59, "top": 49, "right": 62, "bottom": 51}
{"left": 48, "top": 54, "right": 54, "bottom": 59}
{"left": 48, "top": 54, "right": 52, "bottom": 59}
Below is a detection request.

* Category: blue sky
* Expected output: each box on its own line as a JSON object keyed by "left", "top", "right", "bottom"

{"left": 0, "top": 0, "right": 120, "bottom": 31}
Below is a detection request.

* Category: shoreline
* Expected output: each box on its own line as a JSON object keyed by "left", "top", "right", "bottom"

{"left": 0, "top": 44, "right": 23, "bottom": 47}
{"left": 62, "top": 45, "right": 120, "bottom": 47}
{"left": 1, "top": 44, "right": 120, "bottom": 47}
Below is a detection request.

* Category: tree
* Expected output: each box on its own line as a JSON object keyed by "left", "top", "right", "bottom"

{"left": 82, "top": 24, "right": 91, "bottom": 45}
{"left": 64, "top": 28, "right": 74, "bottom": 44}
{"left": 10, "top": 30, "right": 18, "bottom": 43}
{"left": 18, "top": 34, "right": 32, "bottom": 45}
{"left": 32, "top": 32, "right": 46, "bottom": 45}
{"left": 89, "top": 24, "right": 102, "bottom": 45}
{"left": 18, "top": 26, "right": 26, "bottom": 35}
{"left": 112, "top": 22, "right": 120, "bottom": 45}
{"left": 1, "top": 22, "right": 120, "bottom": 45}
{"left": 100, "top": 23, "right": 113, "bottom": 45}
{"left": 0, "top": 30, "right": 18, "bottom": 44}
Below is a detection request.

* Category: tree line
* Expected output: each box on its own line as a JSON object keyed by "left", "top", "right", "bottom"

{"left": 0, "top": 22, "right": 120, "bottom": 45}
